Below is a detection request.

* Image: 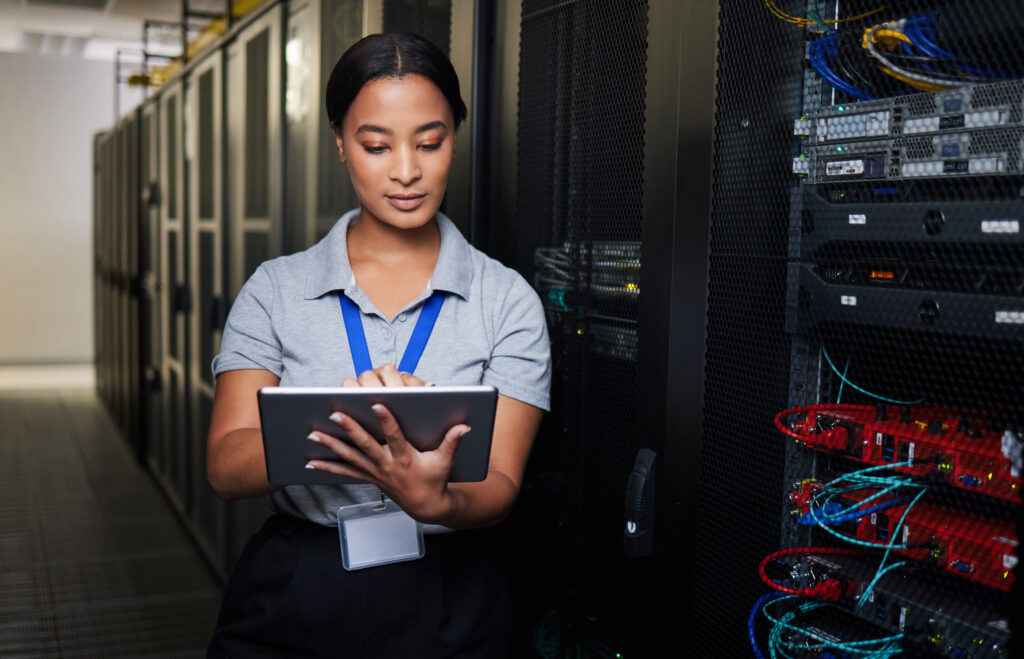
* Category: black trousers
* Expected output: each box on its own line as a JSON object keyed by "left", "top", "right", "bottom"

{"left": 207, "top": 514, "right": 513, "bottom": 658}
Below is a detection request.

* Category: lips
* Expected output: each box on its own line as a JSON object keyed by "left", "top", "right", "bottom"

{"left": 386, "top": 194, "right": 426, "bottom": 211}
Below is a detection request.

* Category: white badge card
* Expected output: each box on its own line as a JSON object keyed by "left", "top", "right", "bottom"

{"left": 336, "top": 500, "right": 425, "bottom": 571}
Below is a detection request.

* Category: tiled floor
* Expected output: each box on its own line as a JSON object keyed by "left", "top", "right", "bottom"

{"left": 0, "top": 387, "right": 223, "bottom": 657}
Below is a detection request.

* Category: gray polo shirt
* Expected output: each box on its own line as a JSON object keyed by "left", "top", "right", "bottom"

{"left": 212, "top": 209, "right": 551, "bottom": 527}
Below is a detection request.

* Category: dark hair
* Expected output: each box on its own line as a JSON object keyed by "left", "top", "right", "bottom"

{"left": 325, "top": 33, "right": 467, "bottom": 131}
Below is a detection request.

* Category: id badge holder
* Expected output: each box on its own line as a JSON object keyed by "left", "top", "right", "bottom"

{"left": 336, "top": 499, "right": 425, "bottom": 571}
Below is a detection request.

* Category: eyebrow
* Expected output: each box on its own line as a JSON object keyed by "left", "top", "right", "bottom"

{"left": 355, "top": 121, "right": 448, "bottom": 136}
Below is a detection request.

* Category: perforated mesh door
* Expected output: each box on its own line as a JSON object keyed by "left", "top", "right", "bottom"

{"left": 517, "top": 1, "right": 648, "bottom": 655}
{"left": 702, "top": 1, "right": 1024, "bottom": 657}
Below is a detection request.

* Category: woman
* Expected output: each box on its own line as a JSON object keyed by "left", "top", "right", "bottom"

{"left": 205, "top": 33, "right": 551, "bottom": 657}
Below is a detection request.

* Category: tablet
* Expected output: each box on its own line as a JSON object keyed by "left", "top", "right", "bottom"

{"left": 257, "top": 385, "right": 498, "bottom": 485}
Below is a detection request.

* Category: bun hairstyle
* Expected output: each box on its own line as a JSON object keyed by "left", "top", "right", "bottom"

{"left": 325, "top": 32, "right": 468, "bottom": 130}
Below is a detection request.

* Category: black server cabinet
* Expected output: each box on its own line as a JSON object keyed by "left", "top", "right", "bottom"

{"left": 501, "top": 0, "right": 717, "bottom": 656}
{"left": 700, "top": 1, "right": 1024, "bottom": 658}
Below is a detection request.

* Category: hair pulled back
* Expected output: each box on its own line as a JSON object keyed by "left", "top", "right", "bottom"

{"left": 325, "top": 33, "right": 467, "bottom": 131}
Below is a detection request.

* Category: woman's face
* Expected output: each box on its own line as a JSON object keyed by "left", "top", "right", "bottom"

{"left": 334, "top": 74, "right": 456, "bottom": 231}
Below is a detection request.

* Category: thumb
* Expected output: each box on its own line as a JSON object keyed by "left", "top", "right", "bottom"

{"left": 439, "top": 425, "right": 469, "bottom": 461}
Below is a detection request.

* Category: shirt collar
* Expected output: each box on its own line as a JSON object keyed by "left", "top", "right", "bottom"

{"left": 303, "top": 209, "right": 473, "bottom": 301}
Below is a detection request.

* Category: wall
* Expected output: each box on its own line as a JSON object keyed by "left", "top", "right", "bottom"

{"left": 0, "top": 51, "right": 114, "bottom": 364}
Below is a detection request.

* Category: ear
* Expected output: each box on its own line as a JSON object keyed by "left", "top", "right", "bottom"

{"left": 450, "top": 131, "right": 457, "bottom": 160}
{"left": 330, "top": 122, "right": 346, "bottom": 163}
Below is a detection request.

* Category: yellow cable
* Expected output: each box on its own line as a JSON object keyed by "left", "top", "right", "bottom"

{"left": 878, "top": 67, "right": 950, "bottom": 91}
{"left": 765, "top": 1, "right": 888, "bottom": 29}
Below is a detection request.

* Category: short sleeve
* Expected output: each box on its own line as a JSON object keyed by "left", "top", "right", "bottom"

{"left": 482, "top": 275, "right": 552, "bottom": 411}
{"left": 211, "top": 264, "right": 283, "bottom": 378}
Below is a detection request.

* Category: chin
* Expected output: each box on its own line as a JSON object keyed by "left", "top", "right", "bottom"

{"left": 367, "top": 204, "right": 440, "bottom": 231}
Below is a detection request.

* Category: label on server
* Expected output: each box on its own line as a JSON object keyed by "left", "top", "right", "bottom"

{"left": 827, "top": 159, "right": 864, "bottom": 176}
{"left": 981, "top": 220, "right": 1020, "bottom": 234}
{"left": 849, "top": 213, "right": 867, "bottom": 225}
{"left": 940, "top": 115, "right": 965, "bottom": 129}
{"left": 841, "top": 295, "right": 857, "bottom": 306}
{"left": 943, "top": 160, "right": 969, "bottom": 173}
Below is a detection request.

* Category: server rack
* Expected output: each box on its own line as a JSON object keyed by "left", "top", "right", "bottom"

{"left": 700, "top": 1, "right": 1024, "bottom": 658}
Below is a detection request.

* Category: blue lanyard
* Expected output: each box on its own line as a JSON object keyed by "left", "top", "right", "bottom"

{"left": 338, "top": 291, "right": 445, "bottom": 376}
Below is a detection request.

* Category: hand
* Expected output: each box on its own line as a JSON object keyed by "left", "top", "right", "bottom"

{"left": 305, "top": 401, "right": 468, "bottom": 525}
{"left": 342, "top": 363, "right": 429, "bottom": 387}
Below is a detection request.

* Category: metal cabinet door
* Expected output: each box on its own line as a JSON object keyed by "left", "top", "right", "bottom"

{"left": 223, "top": 4, "right": 284, "bottom": 571}
{"left": 140, "top": 100, "right": 164, "bottom": 477}
{"left": 159, "top": 81, "right": 190, "bottom": 515}
{"left": 227, "top": 5, "right": 283, "bottom": 300}
{"left": 186, "top": 51, "right": 227, "bottom": 571}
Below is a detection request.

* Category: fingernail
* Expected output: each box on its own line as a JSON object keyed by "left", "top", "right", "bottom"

{"left": 460, "top": 427, "right": 471, "bottom": 437}
{"left": 371, "top": 404, "right": 385, "bottom": 416}
{"left": 329, "top": 412, "right": 344, "bottom": 424}
{"left": 307, "top": 433, "right": 321, "bottom": 443}
{"left": 305, "top": 462, "right": 317, "bottom": 470}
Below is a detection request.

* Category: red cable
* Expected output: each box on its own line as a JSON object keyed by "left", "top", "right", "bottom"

{"left": 759, "top": 546, "right": 869, "bottom": 602}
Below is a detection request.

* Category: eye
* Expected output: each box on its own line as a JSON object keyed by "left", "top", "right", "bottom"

{"left": 419, "top": 142, "right": 442, "bottom": 152}
{"left": 363, "top": 145, "right": 388, "bottom": 155}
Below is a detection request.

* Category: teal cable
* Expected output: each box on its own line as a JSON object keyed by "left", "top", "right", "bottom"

{"left": 857, "top": 487, "right": 929, "bottom": 611}
{"left": 837, "top": 355, "right": 850, "bottom": 403}
{"left": 856, "top": 560, "right": 910, "bottom": 614}
{"left": 822, "top": 347, "right": 925, "bottom": 405}
{"left": 762, "top": 597, "right": 904, "bottom": 654}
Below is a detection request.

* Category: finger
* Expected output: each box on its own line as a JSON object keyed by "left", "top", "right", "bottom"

{"left": 328, "top": 412, "right": 388, "bottom": 460}
{"left": 341, "top": 376, "right": 359, "bottom": 387}
{"left": 357, "top": 369, "right": 385, "bottom": 387}
{"left": 305, "top": 458, "right": 377, "bottom": 484}
{"left": 307, "top": 430, "right": 378, "bottom": 473}
{"left": 376, "top": 364, "right": 405, "bottom": 387}
{"left": 370, "top": 403, "right": 413, "bottom": 457}
{"left": 400, "top": 371, "right": 427, "bottom": 387}
{"left": 437, "top": 424, "right": 469, "bottom": 463}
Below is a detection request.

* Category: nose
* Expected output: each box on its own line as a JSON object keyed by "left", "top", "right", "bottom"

{"left": 388, "top": 144, "right": 421, "bottom": 186}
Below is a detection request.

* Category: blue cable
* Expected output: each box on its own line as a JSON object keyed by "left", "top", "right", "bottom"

{"left": 904, "top": 15, "right": 1012, "bottom": 79}
{"left": 749, "top": 592, "right": 786, "bottom": 659}
{"left": 821, "top": 348, "right": 925, "bottom": 406}
{"left": 798, "top": 496, "right": 911, "bottom": 526}
{"left": 904, "top": 15, "right": 954, "bottom": 58}
{"left": 809, "top": 34, "right": 876, "bottom": 100}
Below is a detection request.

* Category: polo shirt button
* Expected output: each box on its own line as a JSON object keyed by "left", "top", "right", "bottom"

{"left": 398, "top": 313, "right": 407, "bottom": 322}
{"left": 382, "top": 327, "right": 393, "bottom": 337}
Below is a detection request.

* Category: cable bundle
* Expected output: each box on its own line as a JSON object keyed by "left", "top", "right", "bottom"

{"left": 769, "top": 2, "right": 1019, "bottom": 100}
{"left": 750, "top": 594, "right": 905, "bottom": 659}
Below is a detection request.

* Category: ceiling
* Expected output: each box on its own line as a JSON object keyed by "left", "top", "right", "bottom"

{"left": 0, "top": 0, "right": 226, "bottom": 61}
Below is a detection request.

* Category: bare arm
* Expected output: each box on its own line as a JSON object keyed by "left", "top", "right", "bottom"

{"left": 438, "top": 394, "right": 544, "bottom": 528}
{"left": 207, "top": 369, "right": 282, "bottom": 500}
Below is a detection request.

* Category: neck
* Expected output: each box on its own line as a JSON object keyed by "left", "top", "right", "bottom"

{"left": 348, "top": 208, "right": 441, "bottom": 263}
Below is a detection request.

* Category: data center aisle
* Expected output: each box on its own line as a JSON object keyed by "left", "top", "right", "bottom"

{"left": 0, "top": 388, "right": 223, "bottom": 657}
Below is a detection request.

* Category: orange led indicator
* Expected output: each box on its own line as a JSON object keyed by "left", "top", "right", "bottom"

{"left": 870, "top": 270, "right": 895, "bottom": 280}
